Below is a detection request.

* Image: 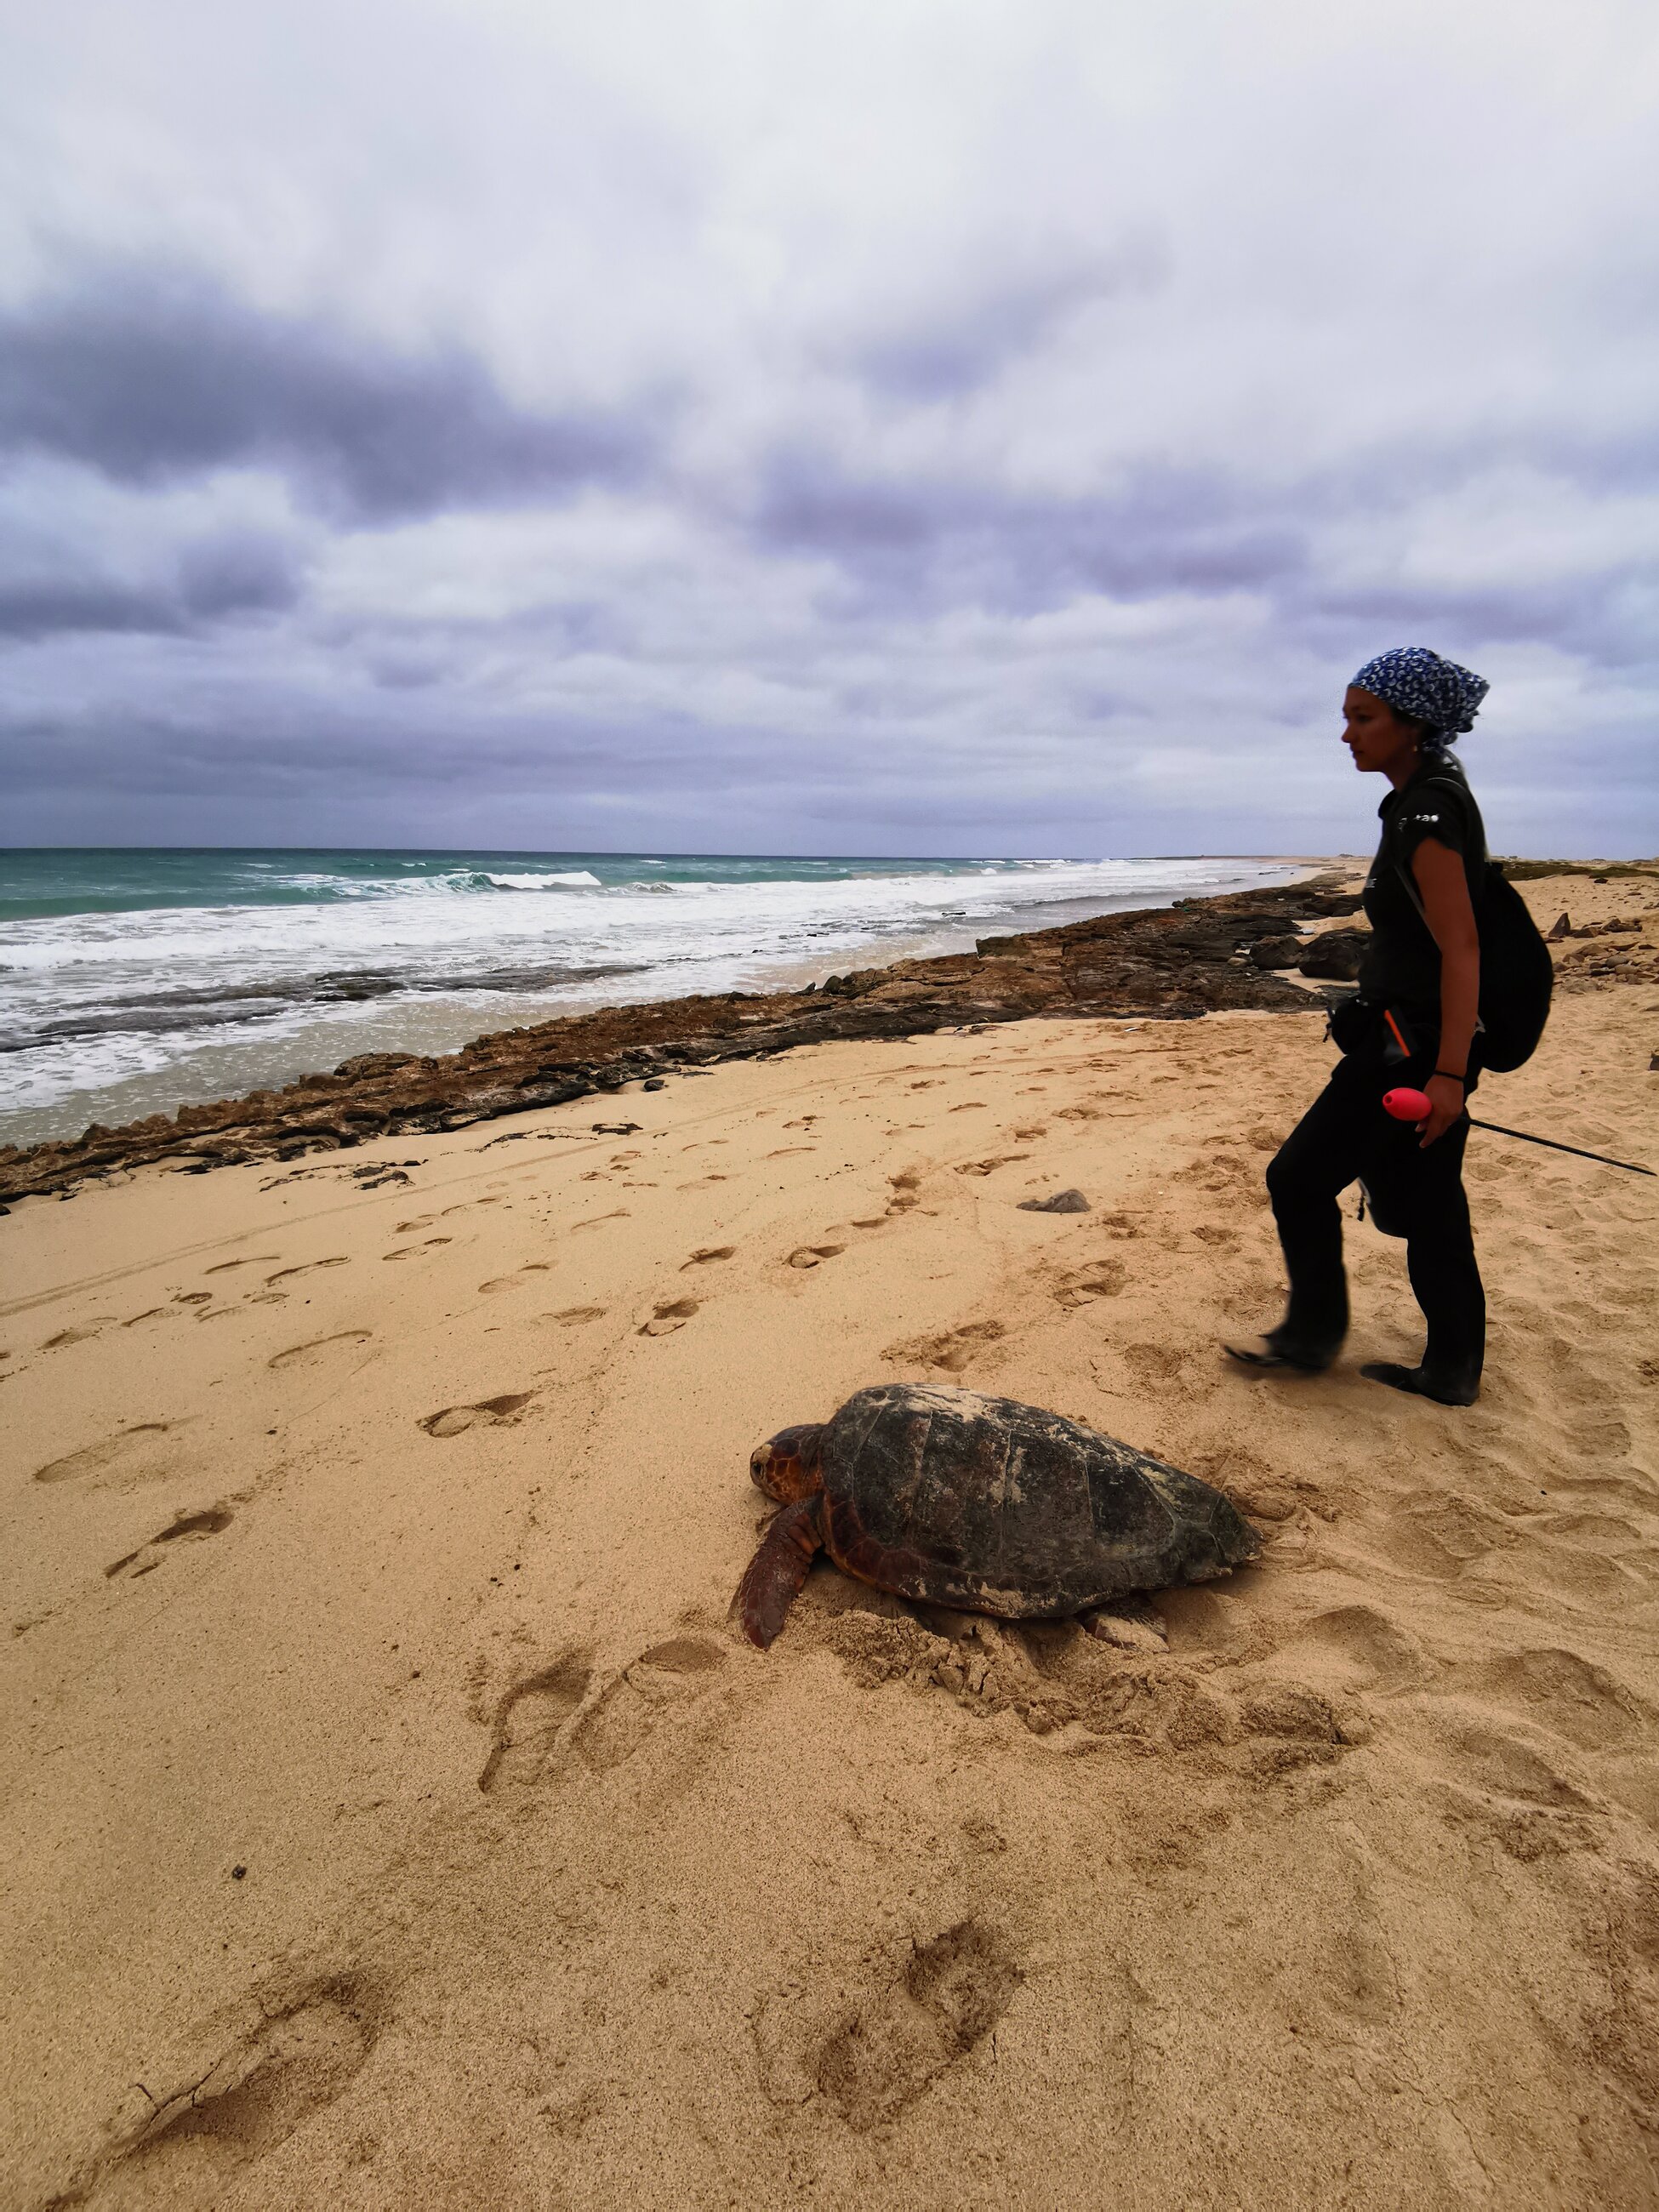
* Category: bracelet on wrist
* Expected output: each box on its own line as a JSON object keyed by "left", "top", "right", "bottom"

{"left": 1434, "top": 1068, "right": 1466, "bottom": 1084}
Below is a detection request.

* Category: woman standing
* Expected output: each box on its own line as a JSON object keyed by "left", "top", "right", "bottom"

{"left": 1228, "top": 647, "right": 1492, "bottom": 1405}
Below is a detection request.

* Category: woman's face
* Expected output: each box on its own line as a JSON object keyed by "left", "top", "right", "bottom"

{"left": 1342, "top": 685, "right": 1420, "bottom": 775}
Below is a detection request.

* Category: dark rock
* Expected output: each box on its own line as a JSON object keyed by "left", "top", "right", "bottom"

{"left": 334, "top": 1052, "right": 419, "bottom": 1079}
{"left": 1298, "top": 931, "right": 1369, "bottom": 982}
{"left": 1249, "top": 936, "right": 1305, "bottom": 970}
{"left": 641, "top": 1078, "right": 667, "bottom": 1092}
{"left": 1548, "top": 912, "right": 1571, "bottom": 940}
{"left": 1018, "top": 1189, "right": 1091, "bottom": 1214}
{"left": 513, "top": 1079, "right": 590, "bottom": 1109}
{"left": 594, "top": 1121, "right": 642, "bottom": 1136}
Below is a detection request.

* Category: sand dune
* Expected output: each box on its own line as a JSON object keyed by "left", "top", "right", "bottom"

{"left": 2, "top": 869, "right": 1656, "bottom": 2209}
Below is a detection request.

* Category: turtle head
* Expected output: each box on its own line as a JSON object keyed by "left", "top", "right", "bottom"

{"left": 750, "top": 1422, "right": 826, "bottom": 1502}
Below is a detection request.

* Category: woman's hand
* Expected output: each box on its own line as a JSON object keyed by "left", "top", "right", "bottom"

{"left": 1418, "top": 1071, "right": 1466, "bottom": 1147}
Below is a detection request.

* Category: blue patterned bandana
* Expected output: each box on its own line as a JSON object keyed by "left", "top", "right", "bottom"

{"left": 1350, "top": 647, "right": 1489, "bottom": 748}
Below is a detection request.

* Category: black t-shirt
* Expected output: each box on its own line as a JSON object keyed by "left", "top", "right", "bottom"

{"left": 1359, "top": 756, "right": 1487, "bottom": 1013}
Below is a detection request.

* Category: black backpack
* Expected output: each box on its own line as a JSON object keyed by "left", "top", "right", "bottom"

{"left": 1394, "top": 778, "right": 1553, "bottom": 1074}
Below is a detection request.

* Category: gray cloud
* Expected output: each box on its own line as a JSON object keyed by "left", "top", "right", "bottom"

{"left": 847, "top": 234, "right": 1167, "bottom": 401}
{"left": 750, "top": 457, "right": 1310, "bottom": 615}
{"left": 0, "top": 527, "right": 301, "bottom": 640}
{"left": 0, "top": 269, "right": 658, "bottom": 520}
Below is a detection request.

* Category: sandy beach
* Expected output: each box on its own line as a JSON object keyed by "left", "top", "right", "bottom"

{"left": 3, "top": 865, "right": 1656, "bottom": 2209}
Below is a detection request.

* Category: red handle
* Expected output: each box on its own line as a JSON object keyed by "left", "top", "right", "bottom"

{"left": 1383, "top": 1086, "right": 1432, "bottom": 1123}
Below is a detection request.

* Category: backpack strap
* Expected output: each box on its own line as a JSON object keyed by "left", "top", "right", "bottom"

{"left": 1388, "top": 776, "right": 1487, "bottom": 1036}
{"left": 1390, "top": 773, "right": 1486, "bottom": 918}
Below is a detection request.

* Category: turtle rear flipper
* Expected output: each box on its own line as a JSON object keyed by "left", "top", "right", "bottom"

{"left": 735, "top": 1497, "right": 824, "bottom": 1647}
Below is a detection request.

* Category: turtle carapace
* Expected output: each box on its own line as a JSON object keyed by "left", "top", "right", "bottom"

{"left": 735, "top": 1383, "right": 1262, "bottom": 1647}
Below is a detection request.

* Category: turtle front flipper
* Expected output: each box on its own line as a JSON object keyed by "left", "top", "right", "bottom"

{"left": 735, "top": 1497, "right": 824, "bottom": 1648}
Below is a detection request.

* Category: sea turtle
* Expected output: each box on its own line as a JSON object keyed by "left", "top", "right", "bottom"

{"left": 734, "top": 1382, "right": 1262, "bottom": 1647}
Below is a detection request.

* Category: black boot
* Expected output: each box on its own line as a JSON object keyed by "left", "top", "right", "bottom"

{"left": 1360, "top": 1360, "right": 1479, "bottom": 1407}
{"left": 1225, "top": 1324, "right": 1343, "bottom": 1375}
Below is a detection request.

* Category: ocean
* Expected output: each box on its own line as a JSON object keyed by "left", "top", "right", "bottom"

{"left": 0, "top": 848, "right": 1302, "bottom": 1149}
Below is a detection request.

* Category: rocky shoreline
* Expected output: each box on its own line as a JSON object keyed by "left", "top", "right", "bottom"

{"left": 0, "top": 873, "right": 1367, "bottom": 1205}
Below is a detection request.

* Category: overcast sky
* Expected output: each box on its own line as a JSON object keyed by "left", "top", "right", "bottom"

{"left": 2, "top": 0, "right": 1655, "bottom": 856}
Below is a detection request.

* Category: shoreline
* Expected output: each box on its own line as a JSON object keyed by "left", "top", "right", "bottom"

{"left": 0, "top": 852, "right": 1308, "bottom": 1155}
{"left": 1, "top": 865, "right": 1353, "bottom": 1205}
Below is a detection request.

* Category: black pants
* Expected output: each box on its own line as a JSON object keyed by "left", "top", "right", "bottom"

{"left": 1264, "top": 1015, "right": 1485, "bottom": 1386}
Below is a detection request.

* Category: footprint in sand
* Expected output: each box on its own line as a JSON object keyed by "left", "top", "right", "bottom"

{"left": 681, "top": 1246, "right": 736, "bottom": 1269}
{"left": 1260, "top": 1605, "right": 1433, "bottom": 1696}
{"left": 1379, "top": 1490, "right": 1517, "bottom": 1579}
{"left": 850, "top": 1217, "right": 887, "bottom": 1230}
{"left": 883, "top": 1320, "right": 1006, "bottom": 1374}
{"left": 383, "top": 1237, "right": 453, "bottom": 1260}
{"left": 204, "top": 1255, "right": 282, "bottom": 1276}
{"left": 267, "top": 1329, "right": 373, "bottom": 1371}
{"left": 105, "top": 1507, "right": 234, "bottom": 1581}
{"left": 767, "top": 1147, "right": 817, "bottom": 1160}
{"left": 106, "top": 1970, "right": 381, "bottom": 2178}
{"left": 480, "top": 1637, "right": 728, "bottom": 1791}
{"left": 1094, "top": 1211, "right": 1143, "bottom": 1240}
{"left": 1434, "top": 1717, "right": 1602, "bottom": 1850}
{"left": 787, "top": 1245, "right": 845, "bottom": 1271}
{"left": 568, "top": 1637, "right": 727, "bottom": 1774}
{"left": 478, "top": 1652, "right": 594, "bottom": 1792}
{"left": 1052, "top": 1261, "right": 1127, "bottom": 1308}
{"left": 478, "top": 1264, "right": 554, "bottom": 1293}
{"left": 1468, "top": 1647, "right": 1646, "bottom": 1751}
{"left": 639, "top": 1298, "right": 699, "bottom": 1337}
{"left": 419, "top": 1392, "right": 536, "bottom": 1438}
{"left": 265, "top": 1258, "right": 350, "bottom": 1287}
{"left": 955, "top": 1154, "right": 1030, "bottom": 1177}
{"left": 43, "top": 1317, "right": 118, "bottom": 1348}
{"left": 886, "top": 1172, "right": 922, "bottom": 1216}
{"left": 754, "top": 1918, "right": 1022, "bottom": 2131}
{"left": 35, "top": 1422, "right": 176, "bottom": 1486}
{"left": 546, "top": 1305, "right": 607, "bottom": 1325}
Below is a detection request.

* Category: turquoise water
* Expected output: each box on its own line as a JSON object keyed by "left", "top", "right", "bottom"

{"left": 0, "top": 847, "right": 1054, "bottom": 923}
{"left": 0, "top": 847, "right": 1298, "bottom": 1147}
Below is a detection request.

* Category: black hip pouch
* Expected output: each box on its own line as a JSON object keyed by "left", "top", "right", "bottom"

{"left": 1328, "top": 995, "right": 1378, "bottom": 1054}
